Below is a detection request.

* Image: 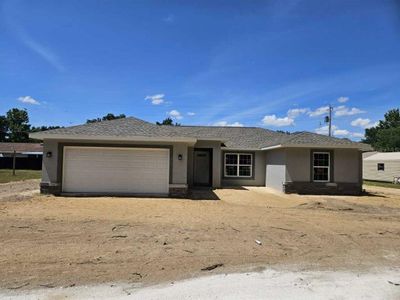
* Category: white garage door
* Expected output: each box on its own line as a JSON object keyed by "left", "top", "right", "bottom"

{"left": 62, "top": 147, "right": 170, "bottom": 194}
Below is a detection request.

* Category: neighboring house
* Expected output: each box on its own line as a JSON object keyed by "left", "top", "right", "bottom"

{"left": 29, "top": 117, "right": 371, "bottom": 196}
{"left": 0, "top": 143, "right": 43, "bottom": 170}
{"left": 363, "top": 152, "right": 400, "bottom": 182}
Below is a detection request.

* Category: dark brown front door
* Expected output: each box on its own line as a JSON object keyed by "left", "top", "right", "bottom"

{"left": 193, "top": 149, "right": 212, "bottom": 186}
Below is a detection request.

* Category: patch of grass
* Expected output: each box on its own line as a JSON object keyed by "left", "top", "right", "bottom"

{"left": 364, "top": 180, "right": 400, "bottom": 189}
{"left": 0, "top": 169, "right": 41, "bottom": 184}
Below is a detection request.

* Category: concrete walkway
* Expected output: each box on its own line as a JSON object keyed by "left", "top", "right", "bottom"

{"left": 3, "top": 268, "right": 400, "bottom": 299}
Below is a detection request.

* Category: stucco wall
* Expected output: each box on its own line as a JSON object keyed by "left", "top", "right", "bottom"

{"left": 265, "top": 149, "right": 286, "bottom": 191}
{"left": 334, "top": 149, "right": 361, "bottom": 183}
{"left": 41, "top": 139, "right": 189, "bottom": 188}
{"left": 221, "top": 151, "right": 266, "bottom": 186}
{"left": 286, "top": 148, "right": 310, "bottom": 182}
{"left": 42, "top": 140, "right": 59, "bottom": 183}
{"left": 284, "top": 148, "right": 361, "bottom": 184}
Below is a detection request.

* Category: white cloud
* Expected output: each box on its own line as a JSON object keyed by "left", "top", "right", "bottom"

{"left": 262, "top": 114, "right": 294, "bottom": 127}
{"left": 18, "top": 96, "right": 40, "bottom": 105}
{"left": 334, "top": 129, "right": 350, "bottom": 136}
{"left": 337, "top": 96, "right": 349, "bottom": 103}
{"left": 213, "top": 121, "right": 244, "bottom": 127}
{"left": 350, "top": 118, "right": 377, "bottom": 129}
{"left": 335, "top": 105, "right": 365, "bottom": 117}
{"left": 168, "top": 109, "right": 182, "bottom": 120}
{"left": 145, "top": 94, "right": 165, "bottom": 105}
{"left": 308, "top": 106, "right": 330, "bottom": 117}
{"left": 315, "top": 125, "right": 337, "bottom": 135}
{"left": 315, "top": 125, "right": 364, "bottom": 139}
{"left": 287, "top": 108, "right": 309, "bottom": 118}
{"left": 187, "top": 112, "right": 196, "bottom": 116}
{"left": 352, "top": 132, "right": 365, "bottom": 138}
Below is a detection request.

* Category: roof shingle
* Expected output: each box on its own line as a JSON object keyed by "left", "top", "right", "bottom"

{"left": 30, "top": 117, "right": 370, "bottom": 150}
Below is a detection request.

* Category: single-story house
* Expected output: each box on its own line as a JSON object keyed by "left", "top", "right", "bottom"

{"left": 0, "top": 142, "right": 43, "bottom": 170}
{"left": 363, "top": 152, "right": 400, "bottom": 183}
{"left": 29, "top": 117, "right": 372, "bottom": 196}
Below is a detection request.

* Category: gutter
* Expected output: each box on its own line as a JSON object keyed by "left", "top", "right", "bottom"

{"left": 261, "top": 143, "right": 373, "bottom": 151}
{"left": 29, "top": 133, "right": 198, "bottom": 144}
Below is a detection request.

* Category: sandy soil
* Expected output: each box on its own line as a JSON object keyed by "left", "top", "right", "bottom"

{"left": 0, "top": 184, "right": 399, "bottom": 291}
{"left": 0, "top": 179, "right": 40, "bottom": 201}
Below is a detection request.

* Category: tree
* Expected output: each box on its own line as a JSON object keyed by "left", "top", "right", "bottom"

{"left": 30, "top": 125, "right": 62, "bottom": 132}
{"left": 0, "top": 115, "right": 8, "bottom": 142}
{"left": 87, "top": 113, "right": 126, "bottom": 123}
{"left": 156, "top": 117, "right": 180, "bottom": 126}
{"left": 6, "top": 108, "right": 30, "bottom": 142}
{"left": 364, "top": 108, "right": 400, "bottom": 151}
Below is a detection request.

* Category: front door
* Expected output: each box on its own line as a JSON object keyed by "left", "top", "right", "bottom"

{"left": 193, "top": 149, "right": 212, "bottom": 186}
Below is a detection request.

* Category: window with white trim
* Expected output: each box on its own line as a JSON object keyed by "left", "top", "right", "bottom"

{"left": 224, "top": 153, "right": 253, "bottom": 177}
{"left": 312, "top": 152, "right": 330, "bottom": 182}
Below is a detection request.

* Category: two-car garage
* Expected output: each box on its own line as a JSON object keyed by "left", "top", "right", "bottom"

{"left": 62, "top": 147, "right": 170, "bottom": 195}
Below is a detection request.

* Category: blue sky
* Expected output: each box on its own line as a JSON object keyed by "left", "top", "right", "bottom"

{"left": 1, "top": 0, "right": 399, "bottom": 139}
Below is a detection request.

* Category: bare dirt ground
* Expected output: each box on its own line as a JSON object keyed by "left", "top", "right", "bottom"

{"left": 0, "top": 182, "right": 399, "bottom": 291}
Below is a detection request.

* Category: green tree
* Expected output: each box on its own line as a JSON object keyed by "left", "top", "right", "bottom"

{"left": 364, "top": 108, "right": 400, "bottom": 151}
{"left": 30, "top": 125, "right": 62, "bottom": 132}
{"left": 86, "top": 113, "right": 126, "bottom": 123}
{"left": 6, "top": 108, "right": 30, "bottom": 142}
{"left": 156, "top": 117, "right": 180, "bottom": 126}
{"left": 0, "top": 115, "right": 8, "bottom": 142}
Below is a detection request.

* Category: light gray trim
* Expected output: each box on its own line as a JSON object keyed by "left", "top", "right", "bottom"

{"left": 30, "top": 133, "right": 197, "bottom": 143}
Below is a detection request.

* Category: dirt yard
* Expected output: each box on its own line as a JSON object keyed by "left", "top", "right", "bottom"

{"left": 0, "top": 181, "right": 399, "bottom": 291}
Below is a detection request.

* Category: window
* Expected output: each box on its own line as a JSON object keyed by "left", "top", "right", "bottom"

{"left": 224, "top": 153, "right": 253, "bottom": 177}
{"left": 312, "top": 152, "right": 330, "bottom": 182}
{"left": 377, "top": 163, "right": 385, "bottom": 171}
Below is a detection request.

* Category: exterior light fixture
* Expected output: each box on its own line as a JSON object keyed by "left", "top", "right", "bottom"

{"left": 178, "top": 154, "right": 183, "bottom": 160}
{"left": 46, "top": 151, "right": 52, "bottom": 158}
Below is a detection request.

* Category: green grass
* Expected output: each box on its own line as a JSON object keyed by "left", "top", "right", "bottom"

{"left": 0, "top": 169, "right": 41, "bottom": 184}
{"left": 364, "top": 180, "right": 400, "bottom": 189}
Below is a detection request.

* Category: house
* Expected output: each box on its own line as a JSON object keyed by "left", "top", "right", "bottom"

{"left": 363, "top": 152, "right": 400, "bottom": 183}
{"left": 0, "top": 142, "right": 43, "bottom": 170}
{"left": 29, "top": 117, "right": 372, "bottom": 196}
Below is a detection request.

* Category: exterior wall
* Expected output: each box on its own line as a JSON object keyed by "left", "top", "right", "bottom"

{"left": 282, "top": 147, "right": 362, "bottom": 195}
{"left": 265, "top": 149, "right": 286, "bottom": 192}
{"left": 221, "top": 150, "right": 266, "bottom": 187}
{"left": 188, "top": 140, "right": 222, "bottom": 188}
{"left": 42, "top": 140, "right": 59, "bottom": 183}
{"left": 334, "top": 149, "right": 361, "bottom": 183}
{"left": 363, "top": 159, "right": 400, "bottom": 182}
{"left": 285, "top": 148, "right": 310, "bottom": 182}
{"left": 40, "top": 139, "right": 190, "bottom": 194}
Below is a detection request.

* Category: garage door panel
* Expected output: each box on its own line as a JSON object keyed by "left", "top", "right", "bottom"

{"left": 62, "top": 147, "right": 169, "bottom": 194}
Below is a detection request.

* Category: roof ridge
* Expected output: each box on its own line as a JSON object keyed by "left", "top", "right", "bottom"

{"left": 176, "top": 125, "right": 263, "bottom": 129}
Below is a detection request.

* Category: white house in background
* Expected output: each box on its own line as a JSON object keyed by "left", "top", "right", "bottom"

{"left": 363, "top": 152, "right": 400, "bottom": 182}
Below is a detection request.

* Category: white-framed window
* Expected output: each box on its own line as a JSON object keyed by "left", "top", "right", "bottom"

{"left": 312, "top": 152, "right": 330, "bottom": 182}
{"left": 224, "top": 153, "right": 253, "bottom": 177}
{"left": 377, "top": 163, "right": 385, "bottom": 171}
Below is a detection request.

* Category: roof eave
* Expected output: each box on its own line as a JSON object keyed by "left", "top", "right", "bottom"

{"left": 29, "top": 133, "right": 197, "bottom": 144}
{"left": 262, "top": 143, "right": 372, "bottom": 151}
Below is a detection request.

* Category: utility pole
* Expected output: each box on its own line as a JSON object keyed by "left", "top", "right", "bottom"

{"left": 324, "top": 105, "right": 333, "bottom": 137}
{"left": 328, "top": 105, "right": 333, "bottom": 137}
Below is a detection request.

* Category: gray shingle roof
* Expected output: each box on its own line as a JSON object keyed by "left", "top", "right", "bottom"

{"left": 31, "top": 117, "right": 371, "bottom": 150}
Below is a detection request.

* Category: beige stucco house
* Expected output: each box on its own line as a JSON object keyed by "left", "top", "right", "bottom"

{"left": 30, "top": 117, "right": 371, "bottom": 196}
